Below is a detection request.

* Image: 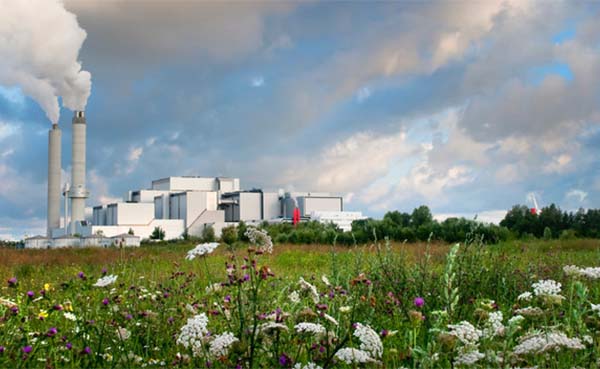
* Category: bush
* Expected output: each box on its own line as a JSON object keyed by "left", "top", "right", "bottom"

{"left": 220, "top": 225, "right": 238, "bottom": 245}
{"left": 150, "top": 226, "right": 165, "bottom": 240}
{"left": 201, "top": 226, "right": 216, "bottom": 242}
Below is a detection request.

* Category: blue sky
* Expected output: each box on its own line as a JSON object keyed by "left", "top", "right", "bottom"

{"left": 1, "top": 1, "right": 600, "bottom": 239}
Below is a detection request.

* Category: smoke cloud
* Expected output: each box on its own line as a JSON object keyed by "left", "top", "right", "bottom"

{"left": 0, "top": 0, "right": 91, "bottom": 124}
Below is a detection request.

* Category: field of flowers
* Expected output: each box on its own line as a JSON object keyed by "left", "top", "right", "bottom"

{"left": 1, "top": 231, "right": 600, "bottom": 368}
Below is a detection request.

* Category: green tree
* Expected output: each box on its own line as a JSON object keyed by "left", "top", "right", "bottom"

{"left": 220, "top": 225, "right": 238, "bottom": 245}
{"left": 150, "top": 226, "right": 165, "bottom": 240}
{"left": 411, "top": 205, "right": 433, "bottom": 228}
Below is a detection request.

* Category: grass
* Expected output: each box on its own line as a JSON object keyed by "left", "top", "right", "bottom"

{"left": 1, "top": 238, "right": 600, "bottom": 368}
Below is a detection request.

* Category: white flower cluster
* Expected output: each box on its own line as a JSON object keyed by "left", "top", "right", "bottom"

{"left": 513, "top": 332, "right": 585, "bottom": 355}
{"left": 298, "top": 277, "right": 320, "bottom": 303}
{"left": 205, "top": 283, "right": 222, "bottom": 293}
{"left": 245, "top": 227, "right": 273, "bottom": 254}
{"left": 321, "top": 275, "right": 331, "bottom": 286}
{"left": 209, "top": 332, "right": 238, "bottom": 357}
{"left": 532, "top": 280, "right": 562, "bottom": 297}
{"left": 186, "top": 243, "right": 220, "bottom": 260}
{"left": 63, "top": 312, "right": 77, "bottom": 321}
{"left": 591, "top": 303, "right": 600, "bottom": 315}
{"left": 117, "top": 327, "right": 131, "bottom": 340}
{"left": 514, "top": 306, "right": 544, "bottom": 317}
{"left": 176, "top": 313, "right": 209, "bottom": 357}
{"left": 508, "top": 315, "right": 525, "bottom": 327}
{"left": 288, "top": 291, "right": 300, "bottom": 304}
{"left": 259, "top": 322, "right": 289, "bottom": 334}
{"left": 334, "top": 348, "right": 374, "bottom": 364}
{"left": 454, "top": 350, "right": 485, "bottom": 366}
{"left": 293, "top": 363, "right": 323, "bottom": 369}
{"left": 322, "top": 313, "right": 338, "bottom": 326}
{"left": 93, "top": 274, "right": 118, "bottom": 287}
{"left": 483, "top": 311, "right": 504, "bottom": 338}
{"left": 517, "top": 292, "right": 532, "bottom": 301}
{"left": 448, "top": 321, "right": 482, "bottom": 346}
{"left": 563, "top": 265, "right": 600, "bottom": 279}
{"left": 354, "top": 323, "right": 383, "bottom": 358}
{"left": 295, "top": 322, "right": 326, "bottom": 336}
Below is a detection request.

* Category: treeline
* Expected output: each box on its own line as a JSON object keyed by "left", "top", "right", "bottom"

{"left": 500, "top": 204, "right": 600, "bottom": 239}
{"left": 256, "top": 204, "right": 600, "bottom": 246}
{"left": 262, "top": 206, "right": 510, "bottom": 245}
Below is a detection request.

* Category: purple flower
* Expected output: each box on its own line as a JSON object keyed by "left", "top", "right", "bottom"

{"left": 101, "top": 267, "right": 107, "bottom": 275}
{"left": 0, "top": 346, "right": 4, "bottom": 354}
{"left": 380, "top": 329, "right": 389, "bottom": 337}
{"left": 53, "top": 304, "right": 63, "bottom": 311}
{"left": 167, "top": 316, "right": 174, "bottom": 324}
{"left": 65, "top": 342, "right": 72, "bottom": 350}
{"left": 82, "top": 346, "right": 91, "bottom": 355}
{"left": 22, "top": 346, "right": 32, "bottom": 354}
{"left": 27, "top": 291, "right": 34, "bottom": 298}
{"left": 224, "top": 295, "right": 231, "bottom": 303}
{"left": 414, "top": 297, "right": 425, "bottom": 308}
{"left": 125, "top": 313, "right": 133, "bottom": 320}
{"left": 7, "top": 277, "right": 17, "bottom": 287}
{"left": 47, "top": 327, "right": 58, "bottom": 337}
{"left": 243, "top": 274, "right": 250, "bottom": 282}
{"left": 77, "top": 272, "right": 85, "bottom": 279}
{"left": 102, "top": 298, "right": 110, "bottom": 306}
{"left": 10, "top": 306, "right": 18, "bottom": 314}
{"left": 278, "top": 353, "right": 290, "bottom": 366}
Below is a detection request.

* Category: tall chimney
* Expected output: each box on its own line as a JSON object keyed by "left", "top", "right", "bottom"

{"left": 69, "top": 111, "right": 88, "bottom": 234}
{"left": 47, "top": 124, "right": 61, "bottom": 237}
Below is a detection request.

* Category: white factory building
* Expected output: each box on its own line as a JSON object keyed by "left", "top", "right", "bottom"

{"left": 24, "top": 110, "right": 363, "bottom": 249}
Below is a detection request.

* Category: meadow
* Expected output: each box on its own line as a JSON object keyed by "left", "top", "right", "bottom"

{"left": 1, "top": 232, "right": 600, "bottom": 368}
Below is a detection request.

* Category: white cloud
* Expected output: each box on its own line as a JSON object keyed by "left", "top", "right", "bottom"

{"left": 356, "top": 87, "right": 371, "bottom": 103}
{"left": 566, "top": 189, "right": 587, "bottom": 203}
{"left": 251, "top": 76, "right": 265, "bottom": 87}
{"left": 542, "top": 154, "right": 572, "bottom": 174}
{"left": 0, "top": 120, "right": 21, "bottom": 141}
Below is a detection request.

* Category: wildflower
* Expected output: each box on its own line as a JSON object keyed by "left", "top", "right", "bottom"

{"left": 298, "top": 277, "right": 319, "bottom": 303}
{"left": 293, "top": 363, "right": 323, "bottom": 369}
{"left": 77, "top": 272, "right": 86, "bottom": 279}
{"left": 7, "top": 277, "right": 17, "bottom": 287}
{"left": 532, "top": 280, "right": 561, "bottom": 297}
{"left": 47, "top": 327, "right": 58, "bottom": 337}
{"left": 117, "top": 327, "right": 131, "bottom": 340}
{"left": 507, "top": 315, "right": 525, "bottom": 327}
{"left": 447, "top": 321, "right": 482, "bottom": 346}
{"left": 44, "top": 283, "right": 51, "bottom": 291}
{"left": 517, "top": 292, "right": 532, "bottom": 301}
{"left": 64, "top": 301, "right": 73, "bottom": 311}
{"left": 454, "top": 350, "right": 485, "bottom": 366}
{"left": 294, "top": 322, "right": 326, "bottom": 336}
{"left": 414, "top": 297, "right": 425, "bottom": 308}
{"left": 354, "top": 323, "right": 383, "bottom": 358}
{"left": 38, "top": 309, "right": 49, "bottom": 320}
{"left": 563, "top": 265, "right": 600, "bottom": 279}
{"left": 0, "top": 297, "right": 17, "bottom": 308}
{"left": 186, "top": 243, "right": 220, "bottom": 260}
{"left": 334, "top": 348, "right": 375, "bottom": 364}
{"left": 0, "top": 346, "right": 4, "bottom": 354}
{"left": 322, "top": 313, "right": 338, "bottom": 326}
{"left": 65, "top": 342, "right": 72, "bottom": 350}
{"left": 205, "top": 283, "right": 222, "bottom": 293}
{"left": 22, "top": 346, "right": 32, "bottom": 354}
{"left": 102, "top": 267, "right": 108, "bottom": 275}
{"left": 339, "top": 306, "right": 351, "bottom": 313}
{"left": 102, "top": 298, "right": 110, "bottom": 306}
{"left": 64, "top": 312, "right": 76, "bottom": 321}
{"left": 288, "top": 291, "right": 300, "bottom": 304}
{"left": 483, "top": 311, "right": 504, "bottom": 338}
{"left": 513, "top": 331, "right": 584, "bottom": 355}
{"left": 245, "top": 227, "right": 273, "bottom": 253}
{"left": 321, "top": 275, "right": 331, "bottom": 286}
{"left": 259, "top": 322, "right": 289, "bottom": 334}
{"left": 279, "top": 353, "right": 291, "bottom": 366}
{"left": 176, "top": 313, "right": 209, "bottom": 357}
{"left": 27, "top": 291, "right": 35, "bottom": 298}
{"left": 515, "top": 306, "right": 544, "bottom": 317}
{"left": 82, "top": 346, "right": 92, "bottom": 355}
{"left": 93, "top": 275, "right": 118, "bottom": 287}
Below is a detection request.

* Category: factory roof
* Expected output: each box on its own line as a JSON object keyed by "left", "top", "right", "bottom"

{"left": 25, "top": 235, "right": 48, "bottom": 240}
{"left": 111, "top": 233, "right": 140, "bottom": 239}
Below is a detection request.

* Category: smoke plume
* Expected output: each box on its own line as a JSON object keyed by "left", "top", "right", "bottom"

{"left": 0, "top": 0, "right": 91, "bottom": 123}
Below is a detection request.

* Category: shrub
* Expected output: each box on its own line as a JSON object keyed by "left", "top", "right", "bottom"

{"left": 220, "top": 225, "right": 238, "bottom": 245}
{"left": 150, "top": 226, "right": 165, "bottom": 240}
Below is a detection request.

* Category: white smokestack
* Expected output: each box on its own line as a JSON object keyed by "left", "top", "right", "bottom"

{"left": 69, "top": 111, "right": 88, "bottom": 234}
{"left": 47, "top": 124, "right": 61, "bottom": 237}
{"left": 0, "top": 0, "right": 92, "bottom": 123}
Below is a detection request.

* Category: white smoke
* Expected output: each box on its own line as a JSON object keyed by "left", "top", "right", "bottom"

{"left": 0, "top": 0, "right": 91, "bottom": 124}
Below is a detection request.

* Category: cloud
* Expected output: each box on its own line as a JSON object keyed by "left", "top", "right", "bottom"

{"left": 543, "top": 154, "right": 572, "bottom": 174}
{"left": 566, "top": 189, "right": 587, "bottom": 203}
{"left": 251, "top": 76, "right": 265, "bottom": 87}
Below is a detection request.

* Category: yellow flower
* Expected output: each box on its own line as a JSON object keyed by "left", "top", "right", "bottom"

{"left": 44, "top": 283, "right": 51, "bottom": 292}
{"left": 64, "top": 301, "right": 73, "bottom": 312}
{"left": 38, "top": 309, "right": 48, "bottom": 319}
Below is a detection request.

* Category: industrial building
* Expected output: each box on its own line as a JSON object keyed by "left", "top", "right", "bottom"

{"left": 24, "top": 111, "right": 364, "bottom": 249}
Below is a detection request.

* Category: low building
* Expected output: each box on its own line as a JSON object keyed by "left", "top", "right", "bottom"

{"left": 111, "top": 233, "right": 141, "bottom": 247}
{"left": 24, "top": 235, "right": 49, "bottom": 249}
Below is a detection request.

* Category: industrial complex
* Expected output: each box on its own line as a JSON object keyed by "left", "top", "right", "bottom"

{"left": 25, "top": 112, "right": 363, "bottom": 248}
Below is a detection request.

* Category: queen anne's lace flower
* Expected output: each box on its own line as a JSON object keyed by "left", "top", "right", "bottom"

{"left": 298, "top": 277, "right": 320, "bottom": 303}
{"left": 288, "top": 291, "right": 300, "bottom": 304}
{"left": 515, "top": 306, "right": 544, "bottom": 317}
{"left": 517, "top": 292, "right": 532, "bottom": 301}
{"left": 176, "top": 313, "right": 209, "bottom": 357}
{"left": 116, "top": 327, "right": 131, "bottom": 340}
{"left": 484, "top": 311, "right": 504, "bottom": 338}
{"left": 454, "top": 350, "right": 485, "bottom": 366}
{"left": 354, "top": 323, "right": 383, "bottom": 358}
{"left": 208, "top": 332, "right": 238, "bottom": 357}
{"left": 532, "top": 280, "right": 561, "bottom": 297}
{"left": 564, "top": 265, "right": 600, "bottom": 279}
{"left": 295, "top": 322, "right": 326, "bottom": 336}
{"left": 513, "top": 332, "right": 585, "bottom": 355}
{"left": 293, "top": 363, "right": 323, "bottom": 369}
{"left": 93, "top": 274, "right": 118, "bottom": 287}
{"left": 259, "top": 322, "right": 289, "bottom": 334}
{"left": 245, "top": 227, "right": 273, "bottom": 254}
{"left": 323, "top": 313, "right": 338, "bottom": 326}
{"left": 186, "top": 243, "right": 220, "bottom": 260}
{"left": 448, "top": 321, "right": 482, "bottom": 346}
{"left": 334, "top": 348, "right": 375, "bottom": 364}
{"left": 63, "top": 312, "right": 76, "bottom": 321}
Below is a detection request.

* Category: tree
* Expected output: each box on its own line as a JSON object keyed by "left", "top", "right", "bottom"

{"left": 150, "top": 226, "right": 165, "bottom": 241}
{"left": 411, "top": 206, "right": 433, "bottom": 228}
{"left": 202, "top": 226, "right": 216, "bottom": 242}
{"left": 128, "top": 228, "right": 135, "bottom": 235}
